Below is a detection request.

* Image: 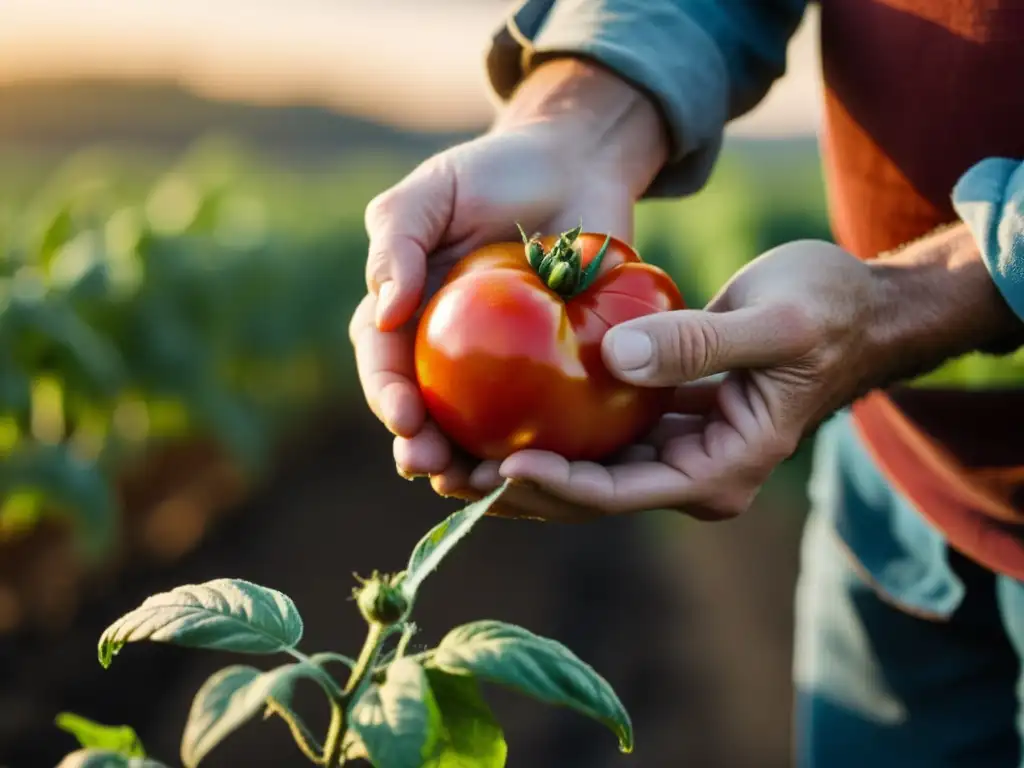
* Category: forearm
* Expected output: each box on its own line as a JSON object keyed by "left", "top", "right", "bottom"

{"left": 867, "top": 224, "right": 1023, "bottom": 387}
{"left": 493, "top": 58, "right": 669, "bottom": 201}
{"left": 487, "top": 0, "right": 807, "bottom": 198}
{"left": 861, "top": 156, "right": 1024, "bottom": 388}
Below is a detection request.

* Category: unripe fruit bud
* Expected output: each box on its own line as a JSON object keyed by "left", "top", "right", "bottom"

{"left": 546, "top": 261, "right": 573, "bottom": 294}
{"left": 538, "top": 253, "right": 556, "bottom": 282}
{"left": 354, "top": 572, "right": 410, "bottom": 626}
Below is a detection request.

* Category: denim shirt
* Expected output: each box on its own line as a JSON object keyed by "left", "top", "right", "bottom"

{"left": 486, "top": 0, "right": 1024, "bottom": 613}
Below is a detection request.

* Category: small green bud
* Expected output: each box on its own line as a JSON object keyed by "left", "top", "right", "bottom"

{"left": 537, "top": 253, "right": 556, "bottom": 281}
{"left": 526, "top": 240, "right": 545, "bottom": 271}
{"left": 546, "top": 261, "right": 575, "bottom": 294}
{"left": 355, "top": 572, "right": 410, "bottom": 626}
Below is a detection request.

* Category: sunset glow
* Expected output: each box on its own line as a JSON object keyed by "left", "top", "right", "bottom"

{"left": 0, "top": 0, "right": 822, "bottom": 136}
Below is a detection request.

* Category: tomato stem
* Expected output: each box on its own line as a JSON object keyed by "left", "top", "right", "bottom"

{"left": 519, "top": 221, "right": 611, "bottom": 299}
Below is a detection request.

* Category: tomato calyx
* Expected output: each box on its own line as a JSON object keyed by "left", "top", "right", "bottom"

{"left": 353, "top": 570, "right": 410, "bottom": 626}
{"left": 515, "top": 222, "right": 611, "bottom": 299}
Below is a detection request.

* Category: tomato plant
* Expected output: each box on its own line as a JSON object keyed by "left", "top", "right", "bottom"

{"left": 415, "top": 224, "right": 684, "bottom": 462}
{"left": 0, "top": 146, "right": 367, "bottom": 562}
{"left": 54, "top": 481, "right": 634, "bottom": 768}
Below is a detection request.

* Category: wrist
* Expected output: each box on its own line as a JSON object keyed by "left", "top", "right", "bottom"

{"left": 866, "top": 224, "right": 1024, "bottom": 382}
{"left": 492, "top": 57, "right": 670, "bottom": 201}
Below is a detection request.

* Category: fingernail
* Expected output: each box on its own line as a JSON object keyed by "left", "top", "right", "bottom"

{"left": 507, "top": 477, "right": 542, "bottom": 493}
{"left": 376, "top": 281, "right": 395, "bottom": 324}
{"left": 395, "top": 464, "right": 425, "bottom": 481}
{"left": 608, "top": 329, "right": 653, "bottom": 371}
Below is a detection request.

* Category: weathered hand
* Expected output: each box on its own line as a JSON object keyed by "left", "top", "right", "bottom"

{"left": 349, "top": 59, "right": 668, "bottom": 511}
{"left": 467, "top": 231, "right": 1017, "bottom": 520}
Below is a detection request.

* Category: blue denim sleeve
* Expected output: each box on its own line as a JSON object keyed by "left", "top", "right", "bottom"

{"left": 953, "top": 159, "right": 1024, "bottom": 323}
{"left": 485, "top": 0, "right": 808, "bottom": 198}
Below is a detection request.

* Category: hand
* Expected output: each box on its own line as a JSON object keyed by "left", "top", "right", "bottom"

{"left": 474, "top": 231, "right": 1017, "bottom": 520}
{"left": 349, "top": 59, "right": 669, "bottom": 510}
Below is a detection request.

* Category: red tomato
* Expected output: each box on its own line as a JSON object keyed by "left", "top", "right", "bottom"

{"left": 414, "top": 227, "right": 685, "bottom": 462}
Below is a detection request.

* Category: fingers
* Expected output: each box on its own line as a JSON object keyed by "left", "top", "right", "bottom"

{"left": 497, "top": 375, "right": 793, "bottom": 519}
{"left": 364, "top": 156, "right": 455, "bottom": 332}
{"left": 393, "top": 422, "right": 451, "bottom": 476}
{"left": 643, "top": 413, "right": 706, "bottom": 449}
{"left": 430, "top": 461, "right": 477, "bottom": 500}
{"left": 671, "top": 375, "right": 726, "bottom": 414}
{"left": 350, "top": 294, "right": 425, "bottom": 437}
{"left": 497, "top": 451, "right": 694, "bottom": 515}
{"left": 423, "top": 461, "right": 598, "bottom": 523}
{"left": 497, "top": 447, "right": 759, "bottom": 520}
{"left": 602, "top": 304, "right": 817, "bottom": 387}
{"left": 492, "top": 481, "right": 604, "bottom": 523}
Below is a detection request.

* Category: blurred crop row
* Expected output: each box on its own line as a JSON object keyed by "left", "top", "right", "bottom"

{"left": 0, "top": 140, "right": 384, "bottom": 556}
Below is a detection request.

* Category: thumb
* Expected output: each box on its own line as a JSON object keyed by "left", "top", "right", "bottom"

{"left": 601, "top": 305, "right": 816, "bottom": 386}
{"left": 364, "top": 156, "right": 455, "bottom": 332}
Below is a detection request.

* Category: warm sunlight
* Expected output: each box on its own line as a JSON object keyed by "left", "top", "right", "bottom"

{"left": 0, "top": 0, "right": 821, "bottom": 135}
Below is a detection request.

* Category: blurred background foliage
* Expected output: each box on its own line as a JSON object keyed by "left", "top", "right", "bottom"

{"left": 0, "top": 74, "right": 938, "bottom": 768}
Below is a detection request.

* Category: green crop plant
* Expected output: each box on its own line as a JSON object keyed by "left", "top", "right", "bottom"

{"left": 54, "top": 482, "right": 633, "bottom": 768}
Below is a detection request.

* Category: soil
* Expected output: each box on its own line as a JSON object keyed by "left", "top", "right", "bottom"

{"left": 0, "top": 407, "right": 803, "bottom": 768}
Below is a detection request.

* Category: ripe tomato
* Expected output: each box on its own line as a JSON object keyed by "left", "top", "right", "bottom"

{"left": 414, "top": 225, "right": 685, "bottom": 462}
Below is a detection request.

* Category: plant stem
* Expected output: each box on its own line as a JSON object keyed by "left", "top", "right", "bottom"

{"left": 344, "top": 621, "right": 387, "bottom": 696}
{"left": 322, "top": 622, "right": 391, "bottom": 767}
{"left": 394, "top": 623, "right": 416, "bottom": 659}
{"left": 265, "top": 698, "right": 325, "bottom": 764}
{"left": 322, "top": 700, "right": 345, "bottom": 768}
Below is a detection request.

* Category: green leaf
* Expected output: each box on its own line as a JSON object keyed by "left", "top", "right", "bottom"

{"left": 56, "top": 712, "right": 146, "bottom": 757}
{"left": 56, "top": 749, "right": 168, "bottom": 768}
{"left": 403, "top": 481, "right": 512, "bottom": 599}
{"left": 0, "top": 357, "right": 30, "bottom": 415}
{"left": 425, "top": 670, "right": 507, "bottom": 768}
{"left": 180, "top": 380, "right": 267, "bottom": 471}
{"left": 38, "top": 205, "right": 74, "bottom": 268}
{"left": 13, "top": 294, "right": 125, "bottom": 395}
{"left": 50, "top": 231, "right": 111, "bottom": 302}
{"left": 340, "top": 730, "right": 370, "bottom": 763}
{"left": 349, "top": 657, "right": 443, "bottom": 768}
{"left": 429, "top": 621, "right": 633, "bottom": 753}
{"left": 97, "top": 579, "right": 303, "bottom": 668}
{"left": 181, "top": 662, "right": 326, "bottom": 768}
{"left": 0, "top": 444, "right": 116, "bottom": 557}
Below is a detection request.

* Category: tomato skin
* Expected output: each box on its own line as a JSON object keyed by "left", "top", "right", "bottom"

{"left": 414, "top": 233, "right": 685, "bottom": 462}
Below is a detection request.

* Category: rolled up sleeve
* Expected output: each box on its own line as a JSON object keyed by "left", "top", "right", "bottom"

{"left": 486, "top": 0, "right": 807, "bottom": 198}
{"left": 953, "top": 158, "right": 1024, "bottom": 323}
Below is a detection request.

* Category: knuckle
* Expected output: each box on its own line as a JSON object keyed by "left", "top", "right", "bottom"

{"left": 348, "top": 294, "right": 375, "bottom": 346}
{"left": 669, "top": 315, "right": 720, "bottom": 381}
{"left": 768, "top": 301, "right": 819, "bottom": 357}
{"left": 655, "top": 315, "right": 720, "bottom": 382}
{"left": 770, "top": 301, "right": 814, "bottom": 338}
{"left": 717, "top": 489, "right": 755, "bottom": 518}
{"left": 364, "top": 188, "right": 399, "bottom": 232}
{"left": 364, "top": 245, "right": 390, "bottom": 290}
